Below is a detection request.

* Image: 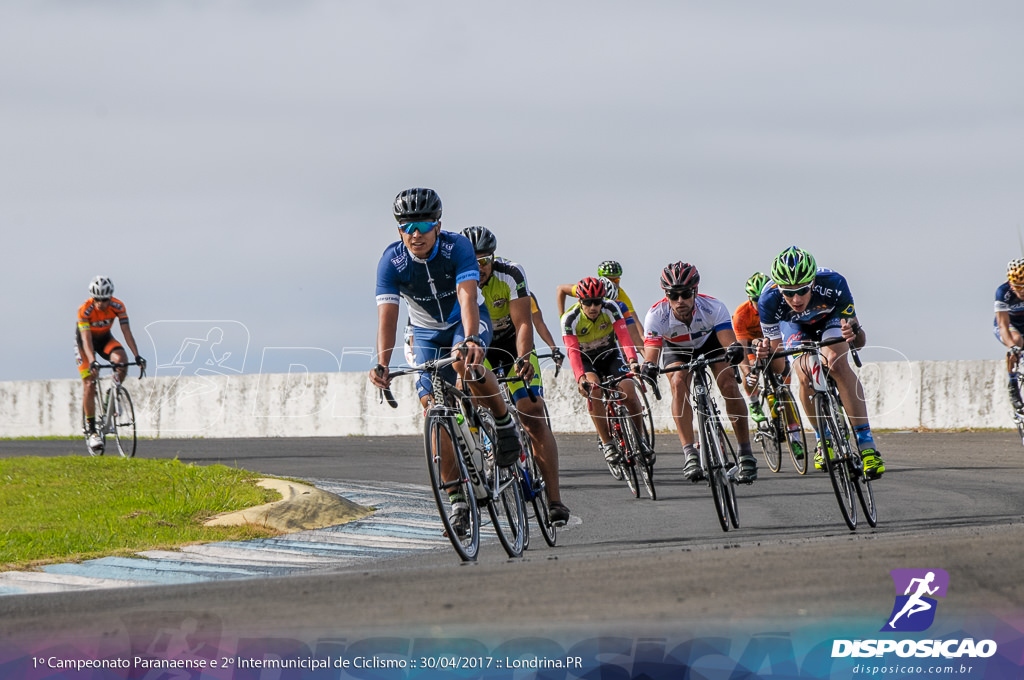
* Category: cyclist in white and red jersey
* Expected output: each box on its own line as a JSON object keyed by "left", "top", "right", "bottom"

{"left": 561, "top": 276, "right": 652, "bottom": 469}
{"left": 995, "top": 258, "right": 1024, "bottom": 412}
{"left": 641, "top": 262, "right": 757, "bottom": 483}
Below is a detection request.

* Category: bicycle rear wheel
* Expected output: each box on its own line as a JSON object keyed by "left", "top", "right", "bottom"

{"left": 425, "top": 413, "right": 481, "bottom": 561}
{"left": 112, "top": 386, "right": 137, "bottom": 458}
{"left": 815, "top": 395, "right": 858, "bottom": 530}
{"left": 521, "top": 433, "right": 556, "bottom": 547}
{"left": 778, "top": 386, "right": 809, "bottom": 474}
{"left": 700, "top": 414, "right": 731, "bottom": 532}
{"left": 622, "top": 411, "right": 656, "bottom": 500}
{"left": 479, "top": 414, "right": 527, "bottom": 558}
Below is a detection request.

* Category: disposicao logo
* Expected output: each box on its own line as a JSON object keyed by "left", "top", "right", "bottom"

{"left": 831, "top": 568, "right": 998, "bottom": 659}
{"left": 882, "top": 568, "right": 948, "bottom": 632}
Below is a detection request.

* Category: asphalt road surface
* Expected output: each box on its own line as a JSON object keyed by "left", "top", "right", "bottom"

{"left": 1, "top": 431, "right": 1022, "bottom": 642}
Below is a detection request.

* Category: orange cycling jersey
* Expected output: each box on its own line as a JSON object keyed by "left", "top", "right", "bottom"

{"left": 76, "top": 297, "right": 128, "bottom": 343}
{"left": 732, "top": 300, "right": 763, "bottom": 343}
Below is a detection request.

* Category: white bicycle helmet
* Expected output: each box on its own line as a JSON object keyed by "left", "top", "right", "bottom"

{"left": 598, "top": 276, "right": 619, "bottom": 301}
{"left": 89, "top": 276, "right": 114, "bottom": 299}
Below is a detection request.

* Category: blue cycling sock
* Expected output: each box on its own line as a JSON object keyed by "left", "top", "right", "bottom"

{"left": 853, "top": 424, "right": 875, "bottom": 449}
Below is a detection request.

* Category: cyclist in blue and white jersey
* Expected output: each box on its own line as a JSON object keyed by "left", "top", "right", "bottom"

{"left": 369, "top": 188, "right": 522, "bottom": 535}
{"left": 641, "top": 262, "right": 756, "bottom": 483}
{"left": 756, "top": 246, "right": 885, "bottom": 479}
{"left": 994, "top": 258, "right": 1024, "bottom": 412}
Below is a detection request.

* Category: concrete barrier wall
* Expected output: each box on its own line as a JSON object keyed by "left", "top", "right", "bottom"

{"left": 0, "top": 360, "right": 1017, "bottom": 439}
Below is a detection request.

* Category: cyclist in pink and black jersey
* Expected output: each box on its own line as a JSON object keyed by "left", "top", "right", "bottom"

{"left": 561, "top": 276, "right": 652, "bottom": 468}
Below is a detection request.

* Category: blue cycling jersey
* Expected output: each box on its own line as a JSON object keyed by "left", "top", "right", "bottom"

{"left": 375, "top": 230, "right": 483, "bottom": 331}
{"left": 758, "top": 269, "right": 856, "bottom": 340}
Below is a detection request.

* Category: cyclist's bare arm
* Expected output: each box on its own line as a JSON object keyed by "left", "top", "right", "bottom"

{"left": 119, "top": 320, "right": 142, "bottom": 359}
{"left": 996, "top": 311, "right": 1022, "bottom": 348}
{"left": 531, "top": 305, "right": 558, "bottom": 350}
{"left": 370, "top": 302, "right": 399, "bottom": 389}
{"left": 509, "top": 296, "right": 536, "bottom": 380}
{"left": 455, "top": 280, "right": 484, "bottom": 367}
{"left": 555, "top": 284, "right": 575, "bottom": 316}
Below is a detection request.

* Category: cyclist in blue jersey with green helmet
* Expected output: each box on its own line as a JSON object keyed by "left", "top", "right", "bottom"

{"left": 370, "top": 188, "right": 522, "bottom": 536}
{"left": 756, "top": 246, "right": 885, "bottom": 480}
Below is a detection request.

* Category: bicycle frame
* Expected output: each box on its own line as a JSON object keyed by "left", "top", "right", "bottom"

{"left": 662, "top": 354, "right": 739, "bottom": 531}
{"left": 86, "top": 361, "right": 141, "bottom": 458}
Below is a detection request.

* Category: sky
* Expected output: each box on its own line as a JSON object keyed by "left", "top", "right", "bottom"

{"left": 2, "top": 1, "right": 1023, "bottom": 382}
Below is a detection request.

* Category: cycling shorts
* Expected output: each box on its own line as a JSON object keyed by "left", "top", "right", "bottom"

{"left": 579, "top": 346, "right": 630, "bottom": 382}
{"left": 407, "top": 308, "right": 493, "bottom": 399}
{"left": 484, "top": 334, "right": 543, "bottom": 402}
{"left": 75, "top": 334, "right": 124, "bottom": 379}
{"left": 779, "top": 316, "right": 844, "bottom": 350}
{"left": 661, "top": 332, "right": 725, "bottom": 367}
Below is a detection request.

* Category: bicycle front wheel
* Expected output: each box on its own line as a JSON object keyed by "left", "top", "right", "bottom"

{"left": 815, "top": 395, "right": 858, "bottom": 530}
{"left": 425, "top": 413, "right": 480, "bottom": 561}
{"left": 522, "top": 433, "right": 556, "bottom": 547}
{"left": 700, "top": 412, "right": 731, "bottom": 532}
{"left": 716, "top": 421, "right": 739, "bottom": 529}
{"left": 112, "top": 386, "right": 137, "bottom": 458}
{"left": 622, "top": 411, "right": 656, "bottom": 500}
{"left": 778, "top": 386, "right": 809, "bottom": 474}
{"left": 632, "top": 377, "right": 656, "bottom": 452}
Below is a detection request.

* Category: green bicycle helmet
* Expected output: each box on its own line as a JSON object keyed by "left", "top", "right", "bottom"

{"left": 597, "top": 260, "right": 623, "bottom": 278}
{"left": 744, "top": 272, "right": 769, "bottom": 301}
{"left": 770, "top": 247, "right": 817, "bottom": 286}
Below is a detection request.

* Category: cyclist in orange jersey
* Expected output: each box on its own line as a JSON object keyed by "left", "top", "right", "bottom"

{"left": 732, "top": 272, "right": 770, "bottom": 424}
{"left": 75, "top": 276, "right": 145, "bottom": 452}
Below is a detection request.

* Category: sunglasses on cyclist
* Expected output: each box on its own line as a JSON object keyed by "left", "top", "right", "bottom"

{"left": 399, "top": 221, "right": 438, "bottom": 234}
{"left": 93, "top": 297, "right": 111, "bottom": 303}
{"left": 580, "top": 298, "right": 604, "bottom": 307}
{"left": 666, "top": 288, "right": 696, "bottom": 301}
{"left": 476, "top": 254, "right": 494, "bottom": 266}
{"left": 780, "top": 284, "right": 812, "bottom": 297}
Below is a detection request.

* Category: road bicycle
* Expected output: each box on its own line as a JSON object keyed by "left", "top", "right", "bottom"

{"left": 770, "top": 337, "right": 877, "bottom": 530}
{"left": 380, "top": 356, "right": 528, "bottom": 561}
{"left": 1008, "top": 347, "right": 1024, "bottom": 447}
{"left": 661, "top": 354, "right": 740, "bottom": 532}
{"left": 84, "top": 361, "right": 145, "bottom": 458}
{"left": 742, "top": 358, "right": 810, "bottom": 474}
{"left": 587, "top": 373, "right": 656, "bottom": 500}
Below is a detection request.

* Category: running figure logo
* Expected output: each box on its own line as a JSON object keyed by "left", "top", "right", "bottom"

{"left": 881, "top": 568, "right": 949, "bottom": 632}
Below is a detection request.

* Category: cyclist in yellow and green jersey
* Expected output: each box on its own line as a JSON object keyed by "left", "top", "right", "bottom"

{"left": 462, "top": 226, "right": 569, "bottom": 526}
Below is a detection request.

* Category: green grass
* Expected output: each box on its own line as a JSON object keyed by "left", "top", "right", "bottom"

{"left": 0, "top": 457, "right": 282, "bottom": 571}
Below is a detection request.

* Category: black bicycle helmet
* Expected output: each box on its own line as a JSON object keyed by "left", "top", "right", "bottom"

{"left": 393, "top": 188, "right": 442, "bottom": 222}
{"left": 461, "top": 226, "right": 497, "bottom": 254}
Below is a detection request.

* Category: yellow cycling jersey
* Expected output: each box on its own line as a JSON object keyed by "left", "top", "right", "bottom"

{"left": 560, "top": 300, "right": 625, "bottom": 354}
